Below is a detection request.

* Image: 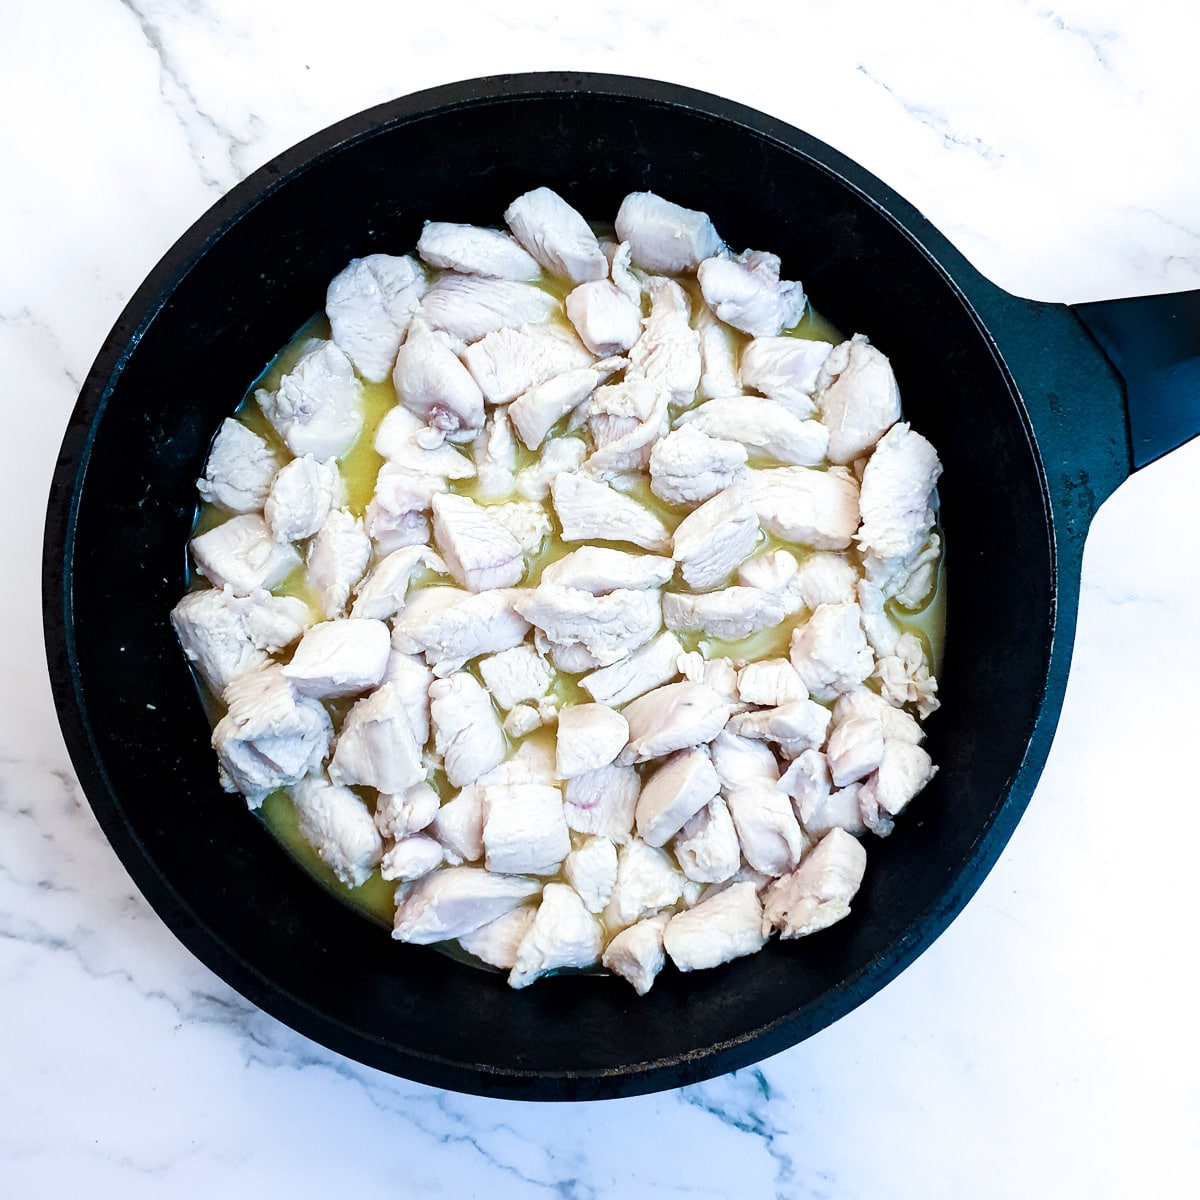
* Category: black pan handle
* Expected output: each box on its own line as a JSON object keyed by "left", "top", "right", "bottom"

{"left": 1073, "top": 290, "right": 1200, "bottom": 470}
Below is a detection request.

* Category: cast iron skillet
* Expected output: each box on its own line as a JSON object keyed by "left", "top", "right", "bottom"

{"left": 42, "top": 73, "right": 1200, "bottom": 1101}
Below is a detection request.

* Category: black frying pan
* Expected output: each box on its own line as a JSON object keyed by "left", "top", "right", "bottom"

{"left": 42, "top": 73, "right": 1200, "bottom": 1101}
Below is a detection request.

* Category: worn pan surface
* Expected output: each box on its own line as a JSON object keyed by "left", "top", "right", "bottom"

{"left": 42, "top": 73, "right": 1200, "bottom": 1101}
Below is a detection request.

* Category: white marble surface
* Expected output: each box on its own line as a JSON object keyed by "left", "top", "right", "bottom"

{"left": 5, "top": 0, "right": 1200, "bottom": 1194}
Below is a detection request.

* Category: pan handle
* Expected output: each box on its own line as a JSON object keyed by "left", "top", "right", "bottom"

{"left": 1072, "top": 290, "right": 1200, "bottom": 471}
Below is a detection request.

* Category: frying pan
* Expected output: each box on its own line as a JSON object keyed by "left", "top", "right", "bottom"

{"left": 42, "top": 72, "right": 1200, "bottom": 1101}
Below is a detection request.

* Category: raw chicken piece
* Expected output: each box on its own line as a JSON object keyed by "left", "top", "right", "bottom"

{"left": 695, "top": 305, "right": 743, "bottom": 401}
{"left": 329, "top": 682, "right": 426, "bottom": 794}
{"left": 513, "top": 435, "right": 587, "bottom": 501}
{"left": 602, "top": 912, "right": 671, "bottom": 995}
{"left": 392, "top": 866, "right": 542, "bottom": 944}
{"left": 614, "top": 191, "right": 723, "bottom": 274}
{"left": 416, "top": 221, "right": 541, "bottom": 280}
{"left": 761, "top": 828, "right": 867, "bottom": 937}
{"left": 625, "top": 277, "right": 702, "bottom": 408}
{"left": 420, "top": 274, "right": 561, "bottom": 346}
{"left": 381, "top": 652, "right": 434, "bottom": 748}
{"left": 429, "top": 674, "right": 506, "bottom": 787}
{"left": 326, "top": 253, "right": 427, "bottom": 383}
{"left": 874, "top": 632, "right": 940, "bottom": 718}
{"left": 505, "top": 187, "right": 608, "bottom": 283}
{"left": 457, "top": 904, "right": 537, "bottom": 970}
{"left": 724, "top": 778, "right": 807, "bottom": 875}
{"left": 729, "top": 698, "right": 832, "bottom": 759}
{"left": 815, "top": 334, "right": 902, "bottom": 464}
{"left": 709, "top": 728, "right": 780, "bottom": 788}
{"left": 748, "top": 465, "right": 860, "bottom": 550}
{"left": 856, "top": 422, "right": 942, "bottom": 562}
{"left": 392, "top": 317, "right": 485, "bottom": 436}
{"left": 739, "top": 336, "right": 833, "bottom": 414}
{"left": 196, "top": 418, "right": 280, "bottom": 514}
{"left": 350, "top": 545, "right": 446, "bottom": 620}
{"left": 374, "top": 780, "right": 440, "bottom": 840}
{"left": 508, "top": 882, "right": 603, "bottom": 988}
{"left": 566, "top": 280, "right": 642, "bottom": 356}
{"left": 789, "top": 601, "right": 875, "bottom": 701}
{"left": 671, "top": 487, "right": 761, "bottom": 590}
{"left": 636, "top": 746, "right": 720, "bottom": 847}
{"left": 264, "top": 454, "right": 344, "bottom": 543}
{"left": 617, "top": 682, "right": 734, "bottom": 764}
{"left": 580, "top": 631, "right": 684, "bottom": 708}
{"left": 678, "top": 396, "right": 828, "bottom": 466}
{"left": 431, "top": 492, "right": 525, "bottom": 592}
{"left": 563, "top": 762, "right": 640, "bottom": 840}
{"left": 563, "top": 836, "right": 618, "bottom": 913}
{"left": 481, "top": 783, "right": 570, "bottom": 875}
{"left": 858, "top": 741, "right": 937, "bottom": 836}
{"left": 256, "top": 338, "right": 363, "bottom": 459}
{"left": 212, "top": 665, "right": 332, "bottom": 806}
{"left": 555, "top": 704, "right": 629, "bottom": 778}
{"left": 826, "top": 717, "right": 886, "bottom": 787}
{"left": 604, "top": 838, "right": 686, "bottom": 929}
{"left": 171, "top": 586, "right": 308, "bottom": 692}
{"left": 514, "top": 585, "right": 662, "bottom": 668}
{"left": 289, "top": 775, "right": 383, "bottom": 887}
{"left": 736, "top": 658, "right": 808, "bottom": 707}
{"left": 663, "top": 586, "right": 799, "bottom": 642}
{"left": 191, "top": 514, "right": 300, "bottom": 596}
{"left": 398, "top": 587, "right": 531, "bottom": 673}
{"left": 664, "top": 880, "right": 768, "bottom": 972}
{"left": 307, "top": 508, "right": 371, "bottom": 618}
{"left": 430, "top": 786, "right": 485, "bottom": 863}
{"left": 373, "top": 405, "right": 477, "bottom": 479}
{"left": 464, "top": 322, "right": 596, "bottom": 408}
{"left": 471, "top": 408, "right": 518, "bottom": 501}
{"left": 551, "top": 474, "right": 671, "bottom": 552}
{"left": 648, "top": 425, "right": 747, "bottom": 507}
{"left": 282, "top": 618, "right": 391, "bottom": 699}
{"left": 540, "top": 546, "right": 675, "bottom": 594}
{"left": 478, "top": 644, "right": 553, "bottom": 710}
{"left": 673, "top": 796, "right": 741, "bottom": 885}
{"left": 363, "top": 463, "right": 443, "bottom": 553}
{"left": 508, "top": 358, "right": 626, "bottom": 450}
{"left": 380, "top": 835, "right": 445, "bottom": 883}
{"left": 795, "top": 552, "right": 859, "bottom": 608}
{"left": 698, "top": 249, "right": 806, "bottom": 338}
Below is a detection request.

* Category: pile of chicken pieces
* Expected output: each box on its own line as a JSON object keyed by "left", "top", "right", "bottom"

{"left": 171, "top": 187, "right": 943, "bottom": 994}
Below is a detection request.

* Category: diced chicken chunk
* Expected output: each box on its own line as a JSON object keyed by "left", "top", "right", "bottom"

{"left": 648, "top": 425, "right": 747, "bottom": 507}
{"left": 826, "top": 717, "right": 886, "bottom": 787}
{"left": 858, "top": 741, "right": 937, "bottom": 836}
{"left": 508, "top": 356, "right": 626, "bottom": 450}
{"left": 856, "top": 422, "right": 943, "bottom": 563}
{"left": 724, "top": 778, "right": 807, "bottom": 875}
{"left": 618, "top": 682, "right": 734, "bottom": 764}
{"left": 307, "top": 508, "right": 371, "bottom": 618}
{"left": 481, "top": 783, "right": 570, "bottom": 875}
{"left": 709, "top": 728, "right": 780, "bottom": 787}
{"left": 551, "top": 473, "right": 671, "bottom": 552}
{"left": 747, "top": 465, "right": 860, "bottom": 550}
{"left": 505, "top": 187, "right": 608, "bottom": 283}
{"left": 604, "top": 838, "right": 686, "bottom": 929}
{"left": 190, "top": 513, "right": 300, "bottom": 596}
{"left": 464, "top": 322, "right": 596, "bottom": 408}
{"left": 374, "top": 404, "right": 477, "bottom": 479}
{"left": 392, "top": 866, "right": 542, "bottom": 944}
{"left": 579, "top": 378, "right": 670, "bottom": 479}
{"left": 514, "top": 584, "right": 662, "bottom": 668}
{"left": 420, "top": 274, "right": 561, "bottom": 344}
{"left": 430, "top": 785, "right": 485, "bottom": 863}
{"left": 374, "top": 781, "right": 440, "bottom": 841}
{"left": 282, "top": 618, "right": 390, "bottom": 699}
{"left": 736, "top": 658, "right": 808, "bottom": 707}
{"left": 563, "top": 836, "right": 618, "bottom": 913}
{"left": 329, "top": 682, "right": 426, "bottom": 794}
{"left": 431, "top": 492, "right": 524, "bottom": 591}
{"left": 614, "top": 191, "right": 723, "bottom": 274}
{"left": 289, "top": 775, "right": 383, "bottom": 887}
{"left": 457, "top": 905, "right": 537, "bottom": 970}
{"left": 789, "top": 601, "right": 875, "bottom": 701}
{"left": 265, "top": 454, "right": 344, "bottom": 543}
{"left": 394, "top": 586, "right": 530, "bottom": 672}
{"left": 663, "top": 585, "right": 799, "bottom": 642}
{"left": 430, "top": 674, "right": 507, "bottom": 787}
{"left": 351, "top": 545, "right": 446, "bottom": 621}
{"left": 416, "top": 221, "right": 541, "bottom": 280}
{"left": 663, "top": 880, "right": 768, "bottom": 971}
{"left": 513, "top": 435, "right": 587, "bottom": 501}
{"left": 739, "top": 336, "right": 833, "bottom": 414}
{"left": 556, "top": 704, "right": 629, "bottom": 778}
{"left": 671, "top": 487, "right": 761, "bottom": 590}
{"left": 508, "top": 882, "right": 603, "bottom": 988}
{"left": 679, "top": 396, "right": 828, "bottom": 466}
{"left": 563, "top": 762, "right": 640, "bottom": 840}
{"left": 602, "top": 912, "right": 671, "bottom": 995}
{"left": 380, "top": 652, "right": 434, "bottom": 748}
{"left": 580, "top": 631, "right": 683, "bottom": 708}
{"left": 540, "top": 546, "right": 675, "bottom": 594}
{"left": 566, "top": 279, "right": 643, "bottom": 356}
{"left": 874, "top": 631, "right": 940, "bottom": 718}
{"left": 380, "top": 835, "right": 446, "bottom": 882}
{"left": 256, "top": 338, "right": 363, "bottom": 459}
{"left": 625, "top": 277, "right": 702, "bottom": 408}
{"left": 636, "top": 746, "right": 720, "bottom": 847}
{"left": 362, "top": 463, "right": 442, "bottom": 553}
{"left": 698, "top": 249, "right": 805, "bottom": 338}
{"left": 392, "top": 317, "right": 485, "bottom": 436}
{"left": 326, "top": 253, "right": 427, "bottom": 383}
{"left": 795, "top": 552, "right": 859, "bottom": 608}
{"left": 673, "top": 796, "right": 741, "bottom": 885}
{"left": 696, "top": 306, "right": 743, "bottom": 401}
{"left": 196, "top": 419, "right": 280, "bottom": 514}
{"left": 761, "top": 828, "right": 867, "bottom": 938}
{"left": 815, "top": 334, "right": 902, "bottom": 464}
{"left": 478, "top": 644, "right": 553, "bottom": 710}
{"left": 729, "top": 698, "right": 832, "bottom": 759}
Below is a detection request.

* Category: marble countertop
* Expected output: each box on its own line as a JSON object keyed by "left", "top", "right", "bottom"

{"left": 5, "top": 1, "right": 1199, "bottom": 1194}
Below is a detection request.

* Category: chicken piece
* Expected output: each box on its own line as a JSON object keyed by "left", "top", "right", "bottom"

{"left": 603, "top": 838, "right": 686, "bottom": 929}
{"left": 606, "top": 239, "right": 644, "bottom": 303}
{"left": 625, "top": 276, "right": 702, "bottom": 408}
{"left": 796, "top": 780, "right": 868, "bottom": 839}
{"left": 212, "top": 665, "right": 332, "bottom": 806}
{"left": 664, "top": 880, "right": 768, "bottom": 972}
{"left": 673, "top": 796, "right": 742, "bottom": 885}
{"left": 795, "top": 552, "right": 859, "bottom": 608}
{"left": 748, "top": 465, "right": 860, "bottom": 551}
{"left": 777, "top": 748, "right": 831, "bottom": 808}
{"left": 190, "top": 513, "right": 301, "bottom": 597}
{"left": 457, "top": 904, "right": 538, "bottom": 970}
{"left": 540, "top": 546, "right": 675, "bottom": 594}
{"left": 464, "top": 322, "right": 596, "bottom": 408}
{"left": 380, "top": 834, "right": 445, "bottom": 883}
{"left": 671, "top": 487, "right": 761, "bottom": 591}
{"left": 479, "top": 782, "right": 570, "bottom": 875}
{"left": 431, "top": 492, "right": 524, "bottom": 592}
{"left": 326, "top": 253, "right": 427, "bottom": 383}
{"left": 264, "top": 454, "right": 344, "bottom": 543}
{"left": 724, "top": 778, "right": 807, "bottom": 875}
{"left": 488, "top": 500, "right": 555, "bottom": 560}
{"left": 580, "top": 630, "right": 683, "bottom": 708}
{"left": 514, "top": 584, "right": 662, "bottom": 668}
{"left": 550, "top": 474, "right": 671, "bottom": 553}
{"left": 761, "top": 828, "right": 867, "bottom": 938}
{"left": 678, "top": 396, "right": 828, "bottom": 467}
{"left": 171, "top": 585, "right": 308, "bottom": 693}
{"left": 636, "top": 746, "right": 721, "bottom": 847}
{"left": 663, "top": 586, "right": 798, "bottom": 643}
{"left": 430, "top": 673, "right": 507, "bottom": 787}
{"left": 502, "top": 704, "right": 543, "bottom": 738}
{"left": 789, "top": 601, "right": 875, "bottom": 702}
{"left": 700, "top": 249, "right": 806, "bottom": 337}
{"left": 648, "top": 425, "right": 747, "bottom": 507}
{"left": 513, "top": 435, "right": 587, "bottom": 501}
{"left": 709, "top": 728, "right": 780, "bottom": 787}
{"left": 602, "top": 912, "right": 671, "bottom": 995}
{"left": 362, "top": 464, "right": 442, "bottom": 553}
{"left": 735, "top": 548, "right": 799, "bottom": 592}
{"left": 282, "top": 618, "right": 391, "bottom": 699}
{"left": 580, "top": 379, "right": 671, "bottom": 479}
{"left": 306, "top": 508, "right": 371, "bottom": 618}
{"left": 256, "top": 338, "right": 363, "bottom": 459}
{"left": 508, "top": 882, "right": 603, "bottom": 989}
{"left": 565, "top": 279, "right": 642, "bottom": 356}
{"left": 739, "top": 335, "right": 833, "bottom": 414}
{"left": 388, "top": 585, "right": 467, "bottom": 652}
{"left": 505, "top": 356, "right": 613, "bottom": 450}
{"left": 392, "top": 317, "right": 485, "bottom": 437}
{"left": 614, "top": 191, "right": 723, "bottom": 274}
{"left": 695, "top": 304, "right": 743, "bottom": 401}
{"left": 675, "top": 654, "right": 743, "bottom": 713}
{"left": 728, "top": 699, "right": 832, "bottom": 759}
{"left": 856, "top": 422, "right": 942, "bottom": 562}
{"left": 858, "top": 741, "right": 937, "bottom": 836}
{"left": 469, "top": 408, "right": 518, "bottom": 501}
{"left": 374, "top": 780, "right": 440, "bottom": 841}
{"left": 505, "top": 186, "right": 607, "bottom": 282}
{"left": 874, "top": 632, "right": 940, "bottom": 718}
{"left": 478, "top": 644, "right": 553, "bottom": 711}
{"left": 196, "top": 418, "right": 280, "bottom": 514}
{"left": 373, "top": 404, "right": 477, "bottom": 479}
{"left": 392, "top": 866, "right": 542, "bottom": 944}
{"left": 398, "top": 587, "right": 531, "bottom": 673}
{"left": 555, "top": 704, "right": 630, "bottom": 778}
{"left": 562, "top": 836, "right": 618, "bottom": 914}
{"left": 833, "top": 687, "right": 924, "bottom": 744}
{"left": 380, "top": 651, "right": 434, "bottom": 748}
{"left": 815, "top": 334, "right": 902, "bottom": 465}
{"left": 288, "top": 775, "right": 383, "bottom": 887}
{"left": 826, "top": 717, "right": 886, "bottom": 787}
{"left": 419, "top": 274, "right": 561, "bottom": 344}
{"left": 618, "top": 681, "right": 734, "bottom": 764}
{"left": 350, "top": 545, "right": 445, "bottom": 621}
{"left": 563, "top": 762, "right": 640, "bottom": 840}
{"left": 736, "top": 658, "right": 808, "bottom": 707}
{"left": 329, "top": 682, "right": 426, "bottom": 794}
{"left": 416, "top": 221, "right": 541, "bottom": 280}
{"left": 429, "top": 785, "right": 485, "bottom": 863}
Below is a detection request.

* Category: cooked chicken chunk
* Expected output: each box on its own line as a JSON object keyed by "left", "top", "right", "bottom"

{"left": 789, "top": 601, "right": 875, "bottom": 701}
{"left": 795, "top": 551, "right": 859, "bottom": 608}
{"left": 508, "top": 882, "right": 603, "bottom": 988}
{"left": 420, "top": 274, "right": 561, "bottom": 343}
{"left": 380, "top": 651, "right": 435, "bottom": 748}
{"left": 512, "top": 435, "right": 588, "bottom": 501}
{"left": 648, "top": 425, "right": 747, "bottom": 507}
{"left": 663, "top": 585, "right": 799, "bottom": 642}
{"left": 478, "top": 644, "right": 553, "bottom": 710}
{"left": 374, "top": 780, "right": 440, "bottom": 841}
{"left": 505, "top": 186, "right": 608, "bottom": 283}
{"left": 256, "top": 338, "right": 363, "bottom": 459}
{"left": 671, "top": 487, "right": 761, "bottom": 590}
{"left": 636, "top": 746, "right": 721, "bottom": 847}
{"left": 736, "top": 658, "right": 808, "bottom": 707}
{"left": 456, "top": 904, "right": 537, "bottom": 970}
{"left": 709, "top": 728, "right": 780, "bottom": 787}
{"left": 190, "top": 513, "right": 301, "bottom": 596}
{"left": 604, "top": 838, "right": 686, "bottom": 929}
{"left": 396, "top": 586, "right": 531, "bottom": 673}
{"left": 563, "top": 762, "right": 640, "bottom": 840}
{"left": 874, "top": 632, "right": 940, "bottom": 718}
{"left": 579, "top": 378, "right": 670, "bottom": 479}
{"left": 392, "top": 316, "right": 486, "bottom": 437}
{"left": 416, "top": 221, "right": 542, "bottom": 281}
{"left": 480, "top": 783, "right": 570, "bottom": 875}
{"left": 282, "top": 618, "right": 391, "bottom": 699}
{"left": 856, "top": 422, "right": 942, "bottom": 563}
{"left": 306, "top": 508, "right": 371, "bottom": 618}
{"left": 329, "top": 682, "right": 426, "bottom": 795}
{"left": 625, "top": 276, "right": 702, "bottom": 408}
{"left": 672, "top": 796, "right": 741, "bottom": 885}
{"left": 429, "top": 785, "right": 485, "bottom": 864}
{"left": 563, "top": 836, "right": 619, "bottom": 914}
{"left": 724, "top": 778, "right": 807, "bottom": 875}
{"left": 833, "top": 687, "right": 925, "bottom": 744}
{"left": 695, "top": 304, "right": 743, "bottom": 401}
{"left": 614, "top": 191, "right": 723, "bottom": 274}
{"left": 729, "top": 698, "right": 832, "bottom": 759}
{"left": 464, "top": 322, "right": 596, "bottom": 408}
{"left": 508, "top": 356, "right": 627, "bottom": 450}
{"left": 380, "top": 835, "right": 445, "bottom": 883}
{"left": 618, "top": 682, "right": 734, "bottom": 764}
{"left": 566, "top": 279, "right": 643, "bottom": 356}
{"left": 826, "top": 716, "right": 886, "bottom": 787}
{"left": 551, "top": 473, "right": 671, "bottom": 552}
{"left": 429, "top": 674, "right": 507, "bottom": 788}
{"left": 698, "top": 249, "right": 805, "bottom": 338}
{"left": 664, "top": 880, "right": 768, "bottom": 972}
{"left": 580, "top": 630, "right": 684, "bottom": 708}
{"left": 858, "top": 741, "right": 937, "bottom": 836}
{"left": 363, "top": 464, "right": 442, "bottom": 553}
{"left": 739, "top": 335, "right": 833, "bottom": 414}
{"left": 196, "top": 418, "right": 280, "bottom": 514}
{"left": 289, "top": 775, "right": 383, "bottom": 887}
{"left": 431, "top": 492, "right": 524, "bottom": 592}
{"left": 350, "top": 545, "right": 446, "bottom": 621}
{"left": 326, "top": 253, "right": 427, "bottom": 383}
{"left": 761, "top": 828, "right": 867, "bottom": 938}
{"left": 515, "top": 585, "right": 662, "bottom": 668}
{"left": 264, "top": 454, "right": 344, "bottom": 543}
{"left": 602, "top": 911, "right": 671, "bottom": 995}
{"left": 555, "top": 704, "right": 630, "bottom": 778}
{"left": 815, "top": 334, "right": 902, "bottom": 464}
{"left": 540, "top": 546, "right": 675, "bottom": 594}
{"left": 679, "top": 396, "right": 828, "bottom": 466}
{"left": 392, "top": 866, "right": 542, "bottom": 944}
{"left": 373, "top": 403, "right": 477, "bottom": 479}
